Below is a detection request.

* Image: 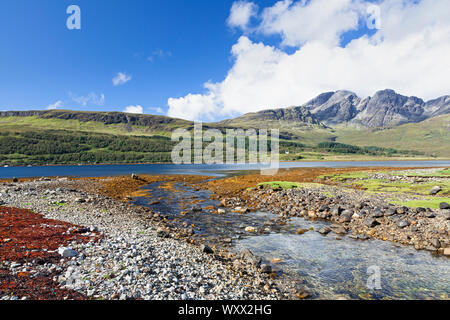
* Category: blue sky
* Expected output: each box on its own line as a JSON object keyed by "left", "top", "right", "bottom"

{"left": 0, "top": 0, "right": 240, "bottom": 113}
{"left": 2, "top": 0, "right": 442, "bottom": 121}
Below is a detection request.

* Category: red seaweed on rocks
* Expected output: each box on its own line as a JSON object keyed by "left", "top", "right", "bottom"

{"left": 0, "top": 206, "right": 99, "bottom": 300}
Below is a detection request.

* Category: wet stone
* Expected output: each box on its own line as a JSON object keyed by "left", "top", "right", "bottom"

{"left": 260, "top": 264, "right": 272, "bottom": 274}
{"left": 318, "top": 227, "right": 331, "bottom": 235}
{"left": 201, "top": 245, "right": 214, "bottom": 254}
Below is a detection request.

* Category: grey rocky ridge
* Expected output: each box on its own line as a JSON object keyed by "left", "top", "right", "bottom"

{"left": 228, "top": 89, "right": 450, "bottom": 128}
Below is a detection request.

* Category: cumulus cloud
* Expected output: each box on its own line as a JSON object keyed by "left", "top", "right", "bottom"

{"left": 70, "top": 92, "right": 105, "bottom": 106}
{"left": 46, "top": 100, "right": 63, "bottom": 110}
{"left": 112, "top": 72, "right": 132, "bottom": 86}
{"left": 168, "top": 0, "right": 450, "bottom": 121}
{"left": 124, "top": 105, "right": 144, "bottom": 114}
{"left": 227, "top": 1, "right": 258, "bottom": 30}
{"left": 259, "top": 0, "right": 364, "bottom": 47}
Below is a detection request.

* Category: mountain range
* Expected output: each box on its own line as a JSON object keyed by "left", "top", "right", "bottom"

{"left": 225, "top": 89, "right": 450, "bottom": 128}
{"left": 0, "top": 89, "right": 449, "bottom": 160}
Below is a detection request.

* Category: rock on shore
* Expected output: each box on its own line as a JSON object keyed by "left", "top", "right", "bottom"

{"left": 234, "top": 184, "right": 449, "bottom": 254}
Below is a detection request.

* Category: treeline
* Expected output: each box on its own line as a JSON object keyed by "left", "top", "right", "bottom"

{"left": 0, "top": 130, "right": 424, "bottom": 166}
{"left": 316, "top": 142, "right": 424, "bottom": 156}
{"left": 0, "top": 130, "right": 174, "bottom": 165}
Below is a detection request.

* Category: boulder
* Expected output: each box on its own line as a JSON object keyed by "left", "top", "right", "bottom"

{"left": 296, "top": 228, "right": 308, "bottom": 235}
{"left": 370, "top": 209, "right": 384, "bottom": 218}
{"left": 331, "top": 206, "right": 343, "bottom": 216}
{"left": 245, "top": 226, "right": 257, "bottom": 233}
{"left": 429, "top": 186, "right": 442, "bottom": 195}
{"left": 358, "top": 210, "right": 368, "bottom": 217}
{"left": 397, "top": 206, "right": 409, "bottom": 215}
{"left": 156, "top": 228, "right": 169, "bottom": 238}
{"left": 131, "top": 173, "right": 139, "bottom": 180}
{"left": 430, "top": 239, "right": 441, "bottom": 249}
{"left": 58, "top": 247, "right": 78, "bottom": 258}
{"left": 260, "top": 264, "right": 272, "bottom": 274}
{"left": 234, "top": 207, "right": 249, "bottom": 214}
{"left": 397, "top": 220, "right": 410, "bottom": 228}
{"left": 364, "top": 218, "right": 380, "bottom": 228}
{"left": 439, "top": 202, "right": 450, "bottom": 210}
{"left": 240, "top": 249, "right": 262, "bottom": 267}
{"left": 201, "top": 245, "right": 214, "bottom": 254}
{"left": 425, "top": 212, "right": 436, "bottom": 218}
{"left": 384, "top": 208, "right": 397, "bottom": 217}
{"left": 317, "top": 227, "right": 331, "bottom": 235}
{"left": 330, "top": 224, "right": 347, "bottom": 235}
{"left": 340, "top": 214, "right": 352, "bottom": 223}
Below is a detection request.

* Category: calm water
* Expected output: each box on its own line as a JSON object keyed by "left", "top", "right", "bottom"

{"left": 0, "top": 160, "right": 449, "bottom": 179}
{"left": 135, "top": 182, "right": 450, "bottom": 300}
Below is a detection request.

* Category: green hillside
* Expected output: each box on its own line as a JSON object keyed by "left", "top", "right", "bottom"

{"left": 0, "top": 110, "right": 447, "bottom": 165}
{"left": 336, "top": 114, "right": 450, "bottom": 157}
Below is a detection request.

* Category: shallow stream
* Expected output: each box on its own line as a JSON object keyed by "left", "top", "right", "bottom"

{"left": 134, "top": 181, "right": 450, "bottom": 300}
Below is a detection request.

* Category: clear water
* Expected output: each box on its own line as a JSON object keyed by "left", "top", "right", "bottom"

{"left": 135, "top": 182, "right": 450, "bottom": 300}
{"left": 1, "top": 160, "right": 449, "bottom": 179}
{"left": 237, "top": 220, "right": 450, "bottom": 300}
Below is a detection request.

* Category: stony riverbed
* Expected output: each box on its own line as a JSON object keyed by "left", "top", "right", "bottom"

{"left": 0, "top": 177, "right": 290, "bottom": 300}
{"left": 1, "top": 167, "right": 449, "bottom": 300}
{"left": 230, "top": 183, "right": 450, "bottom": 253}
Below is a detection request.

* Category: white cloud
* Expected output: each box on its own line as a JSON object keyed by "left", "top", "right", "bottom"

{"left": 46, "top": 100, "right": 63, "bottom": 110}
{"left": 70, "top": 92, "right": 105, "bottom": 106}
{"left": 168, "top": 0, "right": 450, "bottom": 121}
{"left": 259, "top": 0, "right": 364, "bottom": 47}
{"left": 168, "top": 90, "right": 221, "bottom": 121}
{"left": 112, "top": 72, "right": 132, "bottom": 86}
{"left": 227, "top": 1, "right": 258, "bottom": 31}
{"left": 124, "top": 105, "right": 143, "bottom": 114}
{"left": 147, "top": 49, "right": 172, "bottom": 62}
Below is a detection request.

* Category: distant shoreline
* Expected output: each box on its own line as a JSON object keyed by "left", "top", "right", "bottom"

{"left": 2, "top": 158, "right": 450, "bottom": 168}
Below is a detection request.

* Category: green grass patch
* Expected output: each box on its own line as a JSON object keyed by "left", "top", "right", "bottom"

{"left": 318, "top": 171, "right": 372, "bottom": 181}
{"left": 402, "top": 169, "right": 450, "bottom": 177}
{"left": 258, "top": 181, "right": 302, "bottom": 190}
{"left": 257, "top": 181, "right": 324, "bottom": 190}
{"left": 318, "top": 170, "right": 450, "bottom": 196}
{"left": 348, "top": 179, "right": 450, "bottom": 196}
{"left": 53, "top": 202, "right": 67, "bottom": 207}
{"left": 390, "top": 197, "right": 450, "bottom": 209}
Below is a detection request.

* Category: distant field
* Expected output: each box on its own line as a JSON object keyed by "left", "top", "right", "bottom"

{"left": 335, "top": 115, "right": 450, "bottom": 158}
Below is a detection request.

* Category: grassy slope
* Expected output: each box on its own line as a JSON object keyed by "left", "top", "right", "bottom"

{"left": 0, "top": 116, "right": 184, "bottom": 137}
{"left": 335, "top": 115, "right": 450, "bottom": 157}
{"left": 0, "top": 111, "right": 449, "bottom": 161}
{"left": 216, "top": 115, "right": 450, "bottom": 158}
